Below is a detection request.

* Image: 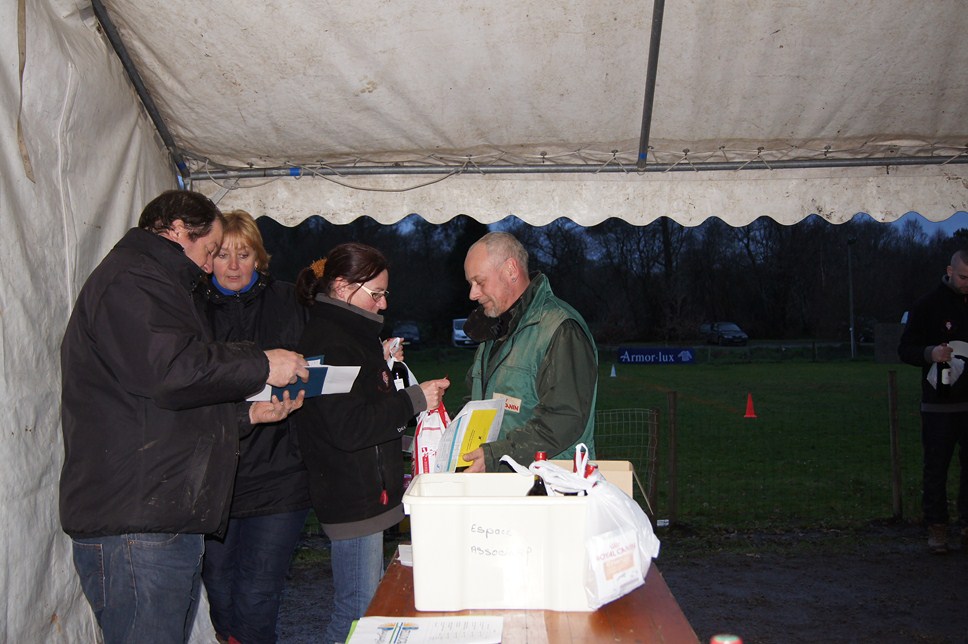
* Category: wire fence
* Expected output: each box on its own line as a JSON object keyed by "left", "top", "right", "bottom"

{"left": 595, "top": 394, "right": 948, "bottom": 533}
{"left": 594, "top": 408, "right": 659, "bottom": 514}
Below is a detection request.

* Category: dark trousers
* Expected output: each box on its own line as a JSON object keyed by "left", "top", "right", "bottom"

{"left": 202, "top": 509, "right": 309, "bottom": 644}
{"left": 72, "top": 533, "right": 204, "bottom": 644}
{"left": 921, "top": 411, "right": 968, "bottom": 526}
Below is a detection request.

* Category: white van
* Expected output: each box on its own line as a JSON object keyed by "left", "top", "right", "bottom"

{"left": 451, "top": 318, "right": 479, "bottom": 348}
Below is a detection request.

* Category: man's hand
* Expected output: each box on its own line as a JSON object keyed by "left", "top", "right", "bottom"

{"left": 461, "top": 447, "right": 486, "bottom": 473}
{"left": 249, "top": 390, "right": 305, "bottom": 425}
{"left": 264, "top": 349, "right": 309, "bottom": 387}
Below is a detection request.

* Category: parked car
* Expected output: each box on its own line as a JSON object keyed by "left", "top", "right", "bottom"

{"left": 452, "top": 318, "right": 479, "bottom": 348}
{"left": 705, "top": 321, "right": 749, "bottom": 346}
{"left": 390, "top": 320, "right": 421, "bottom": 349}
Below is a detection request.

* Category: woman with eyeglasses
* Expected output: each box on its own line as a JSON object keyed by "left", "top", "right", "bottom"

{"left": 293, "top": 242, "right": 449, "bottom": 644}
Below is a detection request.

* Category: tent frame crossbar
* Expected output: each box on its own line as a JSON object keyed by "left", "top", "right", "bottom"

{"left": 189, "top": 153, "right": 968, "bottom": 182}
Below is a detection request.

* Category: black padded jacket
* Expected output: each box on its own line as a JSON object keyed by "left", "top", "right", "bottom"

{"left": 294, "top": 295, "right": 424, "bottom": 540}
{"left": 205, "top": 274, "right": 311, "bottom": 518}
{"left": 60, "top": 228, "right": 269, "bottom": 538}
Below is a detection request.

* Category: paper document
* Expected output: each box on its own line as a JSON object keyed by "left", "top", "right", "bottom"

{"left": 247, "top": 356, "right": 360, "bottom": 401}
{"left": 433, "top": 398, "right": 505, "bottom": 472}
{"left": 347, "top": 616, "right": 503, "bottom": 644}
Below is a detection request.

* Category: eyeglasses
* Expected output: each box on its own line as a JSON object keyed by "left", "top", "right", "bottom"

{"left": 357, "top": 283, "right": 389, "bottom": 302}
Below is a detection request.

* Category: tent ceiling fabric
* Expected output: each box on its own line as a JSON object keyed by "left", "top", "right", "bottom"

{"left": 97, "top": 0, "right": 968, "bottom": 225}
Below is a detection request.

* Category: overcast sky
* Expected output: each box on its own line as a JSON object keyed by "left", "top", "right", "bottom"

{"left": 891, "top": 211, "right": 968, "bottom": 236}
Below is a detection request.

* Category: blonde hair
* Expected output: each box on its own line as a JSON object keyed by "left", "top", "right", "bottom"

{"left": 220, "top": 210, "right": 270, "bottom": 270}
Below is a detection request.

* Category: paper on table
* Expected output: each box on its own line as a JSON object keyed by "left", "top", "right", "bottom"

{"left": 397, "top": 544, "right": 413, "bottom": 566}
{"left": 347, "top": 616, "right": 503, "bottom": 644}
{"left": 246, "top": 356, "right": 360, "bottom": 402}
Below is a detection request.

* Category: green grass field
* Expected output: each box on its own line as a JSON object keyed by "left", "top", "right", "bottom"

{"left": 403, "top": 346, "right": 945, "bottom": 532}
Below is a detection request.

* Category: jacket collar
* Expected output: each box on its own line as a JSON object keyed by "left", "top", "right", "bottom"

{"left": 504, "top": 272, "right": 548, "bottom": 337}
{"left": 207, "top": 272, "right": 269, "bottom": 305}
{"left": 120, "top": 227, "right": 207, "bottom": 294}
{"left": 315, "top": 293, "right": 383, "bottom": 324}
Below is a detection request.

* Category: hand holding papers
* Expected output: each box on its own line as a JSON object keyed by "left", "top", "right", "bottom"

{"left": 247, "top": 356, "right": 360, "bottom": 402}
{"left": 413, "top": 399, "right": 504, "bottom": 473}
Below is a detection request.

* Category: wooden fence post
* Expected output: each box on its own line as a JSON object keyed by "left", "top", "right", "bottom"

{"left": 887, "top": 370, "right": 902, "bottom": 519}
{"left": 666, "top": 390, "right": 678, "bottom": 526}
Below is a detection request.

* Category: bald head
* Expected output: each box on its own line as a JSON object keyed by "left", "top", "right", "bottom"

{"left": 947, "top": 250, "right": 968, "bottom": 295}
{"left": 464, "top": 232, "right": 530, "bottom": 317}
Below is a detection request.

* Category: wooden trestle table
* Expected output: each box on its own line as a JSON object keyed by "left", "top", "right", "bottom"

{"left": 364, "top": 548, "right": 699, "bottom": 643}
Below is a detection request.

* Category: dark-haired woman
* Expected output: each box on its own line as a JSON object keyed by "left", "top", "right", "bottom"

{"left": 293, "top": 242, "right": 449, "bottom": 643}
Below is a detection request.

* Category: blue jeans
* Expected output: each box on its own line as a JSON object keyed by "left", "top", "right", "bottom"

{"left": 326, "top": 532, "right": 384, "bottom": 643}
{"left": 71, "top": 533, "right": 204, "bottom": 644}
{"left": 921, "top": 411, "right": 968, "bottom": 525}
{"left": 202, "top": 509, "right": 309, "bottom": 644}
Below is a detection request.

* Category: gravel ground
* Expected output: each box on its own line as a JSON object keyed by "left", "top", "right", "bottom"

{"left": 277, "top": 522, "right": 968, "bottom": 644}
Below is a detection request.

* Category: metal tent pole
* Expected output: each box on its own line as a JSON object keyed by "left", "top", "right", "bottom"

{"left": 90, "top": 0, "right": 189, "bottom": 184}
{"left": 637, "top": 0, "right": 666, "bottom": 170}
{"left": 189, "top": 153, "right": 968, "bottom": 181}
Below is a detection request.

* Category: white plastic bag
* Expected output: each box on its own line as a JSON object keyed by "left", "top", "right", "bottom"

{"left": 500, "top": 447, "right": 660, "bottom": 609}
{"left": 583, "top": 478, "right": 660, "bottom": 608}
{"left": 500, "top": 453, "right": 592, "bottom": 496}
{"left": 413, "top": 403, "right": 450, "bottom": 475}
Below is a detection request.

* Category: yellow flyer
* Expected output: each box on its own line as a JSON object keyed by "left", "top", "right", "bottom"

{"left": 434, "top": 399, "right": 505, "bottom": 472}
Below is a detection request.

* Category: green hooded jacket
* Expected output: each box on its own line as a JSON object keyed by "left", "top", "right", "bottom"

{"left": 469, "top": 273, "right": 597, "bottom": 471}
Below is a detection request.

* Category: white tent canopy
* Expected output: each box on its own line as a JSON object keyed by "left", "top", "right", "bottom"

{"left": 1, "top": 0, "right": 966, "bottom": 641}
{"left": 102, "top": 0, "right": 968, "bottom": 224}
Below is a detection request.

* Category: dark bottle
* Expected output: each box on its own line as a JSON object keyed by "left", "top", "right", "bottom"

{"left": 938, "top": 360, "right": 951, "bottom": 397}
{"left": 526, "top": 451, "right": 548, "bottom": 496}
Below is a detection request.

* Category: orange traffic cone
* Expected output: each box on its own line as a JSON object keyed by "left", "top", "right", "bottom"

{"left": 744, "top": 393, "right": 757, "bottom": 419}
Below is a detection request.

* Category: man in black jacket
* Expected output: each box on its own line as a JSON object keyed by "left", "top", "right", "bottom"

{"left": 60, "top": 190, "right": 308, "bottom": 643}
{"left": 898, "top": 249, "right": 968, "bottom": 554}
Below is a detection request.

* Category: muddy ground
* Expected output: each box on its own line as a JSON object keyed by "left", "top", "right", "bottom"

{"left": 276, "top": 521, "right": 968, "bottom": 643}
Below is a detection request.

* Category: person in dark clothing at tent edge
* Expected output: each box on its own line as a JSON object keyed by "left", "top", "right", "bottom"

{"left": 59, "top": 190, "right": 308, "bottom": 644}
{"left": 898, "top": 248, "right": 968, "bottom": 554}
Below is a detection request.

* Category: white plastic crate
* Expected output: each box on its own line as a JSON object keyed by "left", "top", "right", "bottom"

{"left": 403, "top": 462, "right": 636, "bottom": 612}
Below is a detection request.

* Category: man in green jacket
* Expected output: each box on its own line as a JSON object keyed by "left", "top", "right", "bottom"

{"left": 460, "top": 232, "right": 597, "bottom": 472}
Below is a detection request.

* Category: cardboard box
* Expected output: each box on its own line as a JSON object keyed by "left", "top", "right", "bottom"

{"left": 551, "top": 459, "right": 634, "bottom": 498}
{"left": 402, "top": 461, "right": 636, "bottom": 612}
